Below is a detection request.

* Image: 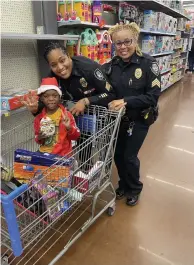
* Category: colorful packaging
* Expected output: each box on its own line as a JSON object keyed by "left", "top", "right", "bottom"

{"left": 119, "top": 2, "right": 139, "bottom": 24}
{"left": 14, "top": 149, "right": 74, "bottom": 187}
{"left": 58, "top": 1, "right": 92, "bottom": 22}
{"left": 1, "top": 90, "right": 37, "bottom": 111}
{"left": 142, "top": 35, "right": 156, "bottom": 55}
{"left": 92, "top": 0, "right": 102, "bottom": 23}
{"left": 72, "top": 161, "right": 104, "bottom": 193}
{"left": 143, "top": 10, "right": 157, "bottom": 31}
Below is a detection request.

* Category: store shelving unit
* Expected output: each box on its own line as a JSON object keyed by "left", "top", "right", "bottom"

{"left": 1, "top": 33, "right": 80, "bottom": 40}
{"left": 152, "top": 51, "right": 174, "bottom": 57}
{"left": 58, "top": 21, "right": 177, "bottom": 36}
{"left": 161, "top": 76, "right": 184, "bottom": 92}
{"left": 1, "top": 32, "right": 80, "bottom": 117}
{"left": 161, "top": 68, "right": 172, "bottom": 75}
{"left": 1, "top": 0, "right": 192, "bottom": 118}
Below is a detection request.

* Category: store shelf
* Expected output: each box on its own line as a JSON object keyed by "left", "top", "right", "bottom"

{"left": 0, "top": 107, "right": 27, "bottom": 117}
{"left": 130, "top": 1, "right": 191, "bottom": 20}
{"left": 152, "top": 51, "right": 174, "bottom": 57}
{"left": 58, "top": 21, "right": 111, "bottom": 29}
{"left": 140, "top": 29, "right": 176, "bottom": 36}
{"left": 161, "top": 76, "right": 184, "bottom": 92}
{"left": 58, "top": 21, "right": 177, "bottom": 36}
{"left": 173, "top": 54, "right": 181, "bottom": 58}
{"left": 174, "top": 46, "right": 183, "bottom": 49}
{"left": 1, "top": 33, "right": 80, "bottom": 40}
{"left": 161, "top": 68, "right": 172, "bottom": 74}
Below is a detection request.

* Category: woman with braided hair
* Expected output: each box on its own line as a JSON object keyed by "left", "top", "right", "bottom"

{"left": 103, "top": 22, "right": 161, "bottom": 206}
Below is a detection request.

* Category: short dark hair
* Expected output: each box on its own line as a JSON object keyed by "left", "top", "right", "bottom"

{"left": 44, "top": 42, "right": 68, "bottom": 62}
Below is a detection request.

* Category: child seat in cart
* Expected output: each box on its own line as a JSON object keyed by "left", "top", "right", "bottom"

{"left": 1, "top": 104, "right": 123, "bottom": 265}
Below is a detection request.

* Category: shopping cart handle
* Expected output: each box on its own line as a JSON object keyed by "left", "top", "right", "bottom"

{"left": 0, "top": 184, "right": 28, "bottom": 202}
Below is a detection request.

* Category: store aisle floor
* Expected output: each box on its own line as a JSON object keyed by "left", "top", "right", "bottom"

{"left": 54, "top": 75, "right": 194, "bottom": 265}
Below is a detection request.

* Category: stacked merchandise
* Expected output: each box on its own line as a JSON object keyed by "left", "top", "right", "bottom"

{"left": 143, "top": 10, "right": 177, "bottom": 33}
{"left": 156, "top": 55, "right": 171, "bottom": 74}
{"left": 1, "top": 148, "right": 104, "bottom": 222}
{"left": 57, "top": 0, "right": 118, "bottom": 26}
{"left": 118, "top": 2, "right": 144, "bottom": 27}
{"left": 66, "top": 28, "right": 112, "bottom": 64}
{"left": 142, "top": 36, "right": 174, "bottom": 55}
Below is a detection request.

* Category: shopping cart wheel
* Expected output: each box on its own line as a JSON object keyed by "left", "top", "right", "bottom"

{"left": 107, "top": 206, "right": 115, "bottom": 216}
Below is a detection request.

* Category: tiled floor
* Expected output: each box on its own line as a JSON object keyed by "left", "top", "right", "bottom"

{"left": 56, "top": 75, "right": 194, "bottom": 265}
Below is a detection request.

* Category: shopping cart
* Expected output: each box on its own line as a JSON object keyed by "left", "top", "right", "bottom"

{"left": 1, "top": 104, "right": 123, "bottom": 265}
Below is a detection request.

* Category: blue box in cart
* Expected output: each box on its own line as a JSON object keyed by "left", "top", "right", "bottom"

{"left": 14, "top": 149, "right": 74, "bottom": 167}
{"left": 14, "top": 149, "right": 75, "bottom": 186}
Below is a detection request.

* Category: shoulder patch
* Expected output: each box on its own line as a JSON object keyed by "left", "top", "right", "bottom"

{"left": 152, "top": 78, "right": 161, "bottom": 88}
{"left": 151, "top": 62, "right": 160, "bottom": 76}
{"left": 94, "top": 68, "right": 106, "bottom": 81}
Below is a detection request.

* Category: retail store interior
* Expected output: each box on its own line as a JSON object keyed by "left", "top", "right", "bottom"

{"left": 1, "top": 1, "right": 194, "bottom": 265}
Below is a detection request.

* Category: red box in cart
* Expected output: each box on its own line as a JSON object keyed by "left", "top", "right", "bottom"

{"left": 72, "top": 161, "right": 104, "bottom": 193}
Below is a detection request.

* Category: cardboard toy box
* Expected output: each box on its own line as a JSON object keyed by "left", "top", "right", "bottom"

{"left": 143, "top": 10, "right": 157, "bottom": 31}
{"left": 14, "top": 149, "right": 75, "bottom": 187}
{"left": 1, "top": 89, "right": 37, "bottom": 111}
{"left": 142, "top": 35, "right": 156, "bottom": 55}
{"left": 72, "top": 161, "right": 104, "bottom": 193}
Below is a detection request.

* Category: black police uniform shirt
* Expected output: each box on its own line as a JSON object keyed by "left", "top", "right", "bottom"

{"left": 103, "top": 52, "right": 161, "bottom": 119}
{"left": 35, "top": 56, "right": 115, "bottom": 115}
{"left": 49, "top": 56, "right": 115, "bottom": 106}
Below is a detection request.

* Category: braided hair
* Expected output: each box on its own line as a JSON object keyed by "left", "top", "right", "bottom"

{"left": 108, "top": 22, "right": 142, "bottom": 57}
{"left": 44, "top": 42, "right": 69, "bottom": 62}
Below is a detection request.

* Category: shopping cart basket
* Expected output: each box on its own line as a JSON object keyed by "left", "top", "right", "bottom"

{"left": 1, "top": 105, "right": 123, "bottom": 265}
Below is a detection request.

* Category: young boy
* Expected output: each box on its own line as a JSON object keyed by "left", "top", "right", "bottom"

{"left": 34, "top": 77, "right": 80, "bottom": 156}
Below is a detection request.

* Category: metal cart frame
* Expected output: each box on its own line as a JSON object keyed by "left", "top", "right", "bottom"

{"left": 1, "top": 105, "right": 123, "bottom": 265}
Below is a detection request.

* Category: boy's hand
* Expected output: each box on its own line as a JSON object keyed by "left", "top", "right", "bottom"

{"left": 20, "top": 91, "right": 39, "bottom": 114}
{"left": 62, "top": 111, "right": 71, "bottom": 130}
{"left": 38, "top": 131, "right": 48, "bottom": 140}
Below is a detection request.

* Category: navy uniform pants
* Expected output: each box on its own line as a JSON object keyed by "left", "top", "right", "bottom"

{"left": 114, "top": 120, "right": 149, "bottom": 196}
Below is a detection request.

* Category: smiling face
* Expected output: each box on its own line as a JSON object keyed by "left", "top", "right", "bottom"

{"left": 40, "top": 89, "right": 60, "bottom": 112}
{"left": 112, "top": 29, "right": 137, "bottom": 61}
{"left": 47, "top": 48, "right": 73, "bottom": 79}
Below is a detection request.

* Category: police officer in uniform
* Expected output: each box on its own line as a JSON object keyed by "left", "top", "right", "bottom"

{"left": 22, "top": 42, "right": 115, "bottom": 115}
{"left": 103, "top": 23, "right": 161, "bottom": 206}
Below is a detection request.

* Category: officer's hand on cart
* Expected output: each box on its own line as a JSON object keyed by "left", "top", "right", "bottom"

{"left": 61, "top": 111, "right": 71, "bottom": 130}
{"left": 20, "top": 91, "right": 39, "bottom": 114}
{"left": 70, "top": 98, "right": 89, "bottom": 116}
{"left": 108, "top": 99, "right": 126, "bottom": 111}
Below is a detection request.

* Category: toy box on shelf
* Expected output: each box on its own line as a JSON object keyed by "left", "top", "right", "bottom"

{"left": 161, "top": 72, "right": 171, "bottom": 89}
{"left": 118, "top": 2, "right": 144, "bottom": 27}
{"left": 92, "top": 0, "right": 102, "bottom": 23}
{"left": 58, "top": 0, "right": 92, "bottom": 22}
{"left": 142, "top": 11, "right": 177, "bottom": 34}
{"left": 142, "top": 35, "right": 156, "bottom": 55}
{"left": 96, "top": 29, "right": 112, "bottom": 64}
{"left": 155, "top": 36, "right": 174, "bottom": 53}
{"left": 1, "top": 89, "right": 37, "bottom": 111}
{"left": 156, "top": 55, "right": 172, "bottom": 73}
{"left": 66, "top": 30, "right": 80, "bottom": 57}
{"left": 80, "top": 28, "right": 98, "bottom": 60}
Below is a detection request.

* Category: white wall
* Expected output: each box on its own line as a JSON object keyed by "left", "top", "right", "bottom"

{"left": 1, "top": 0, "right": 40, "bottom": 92}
